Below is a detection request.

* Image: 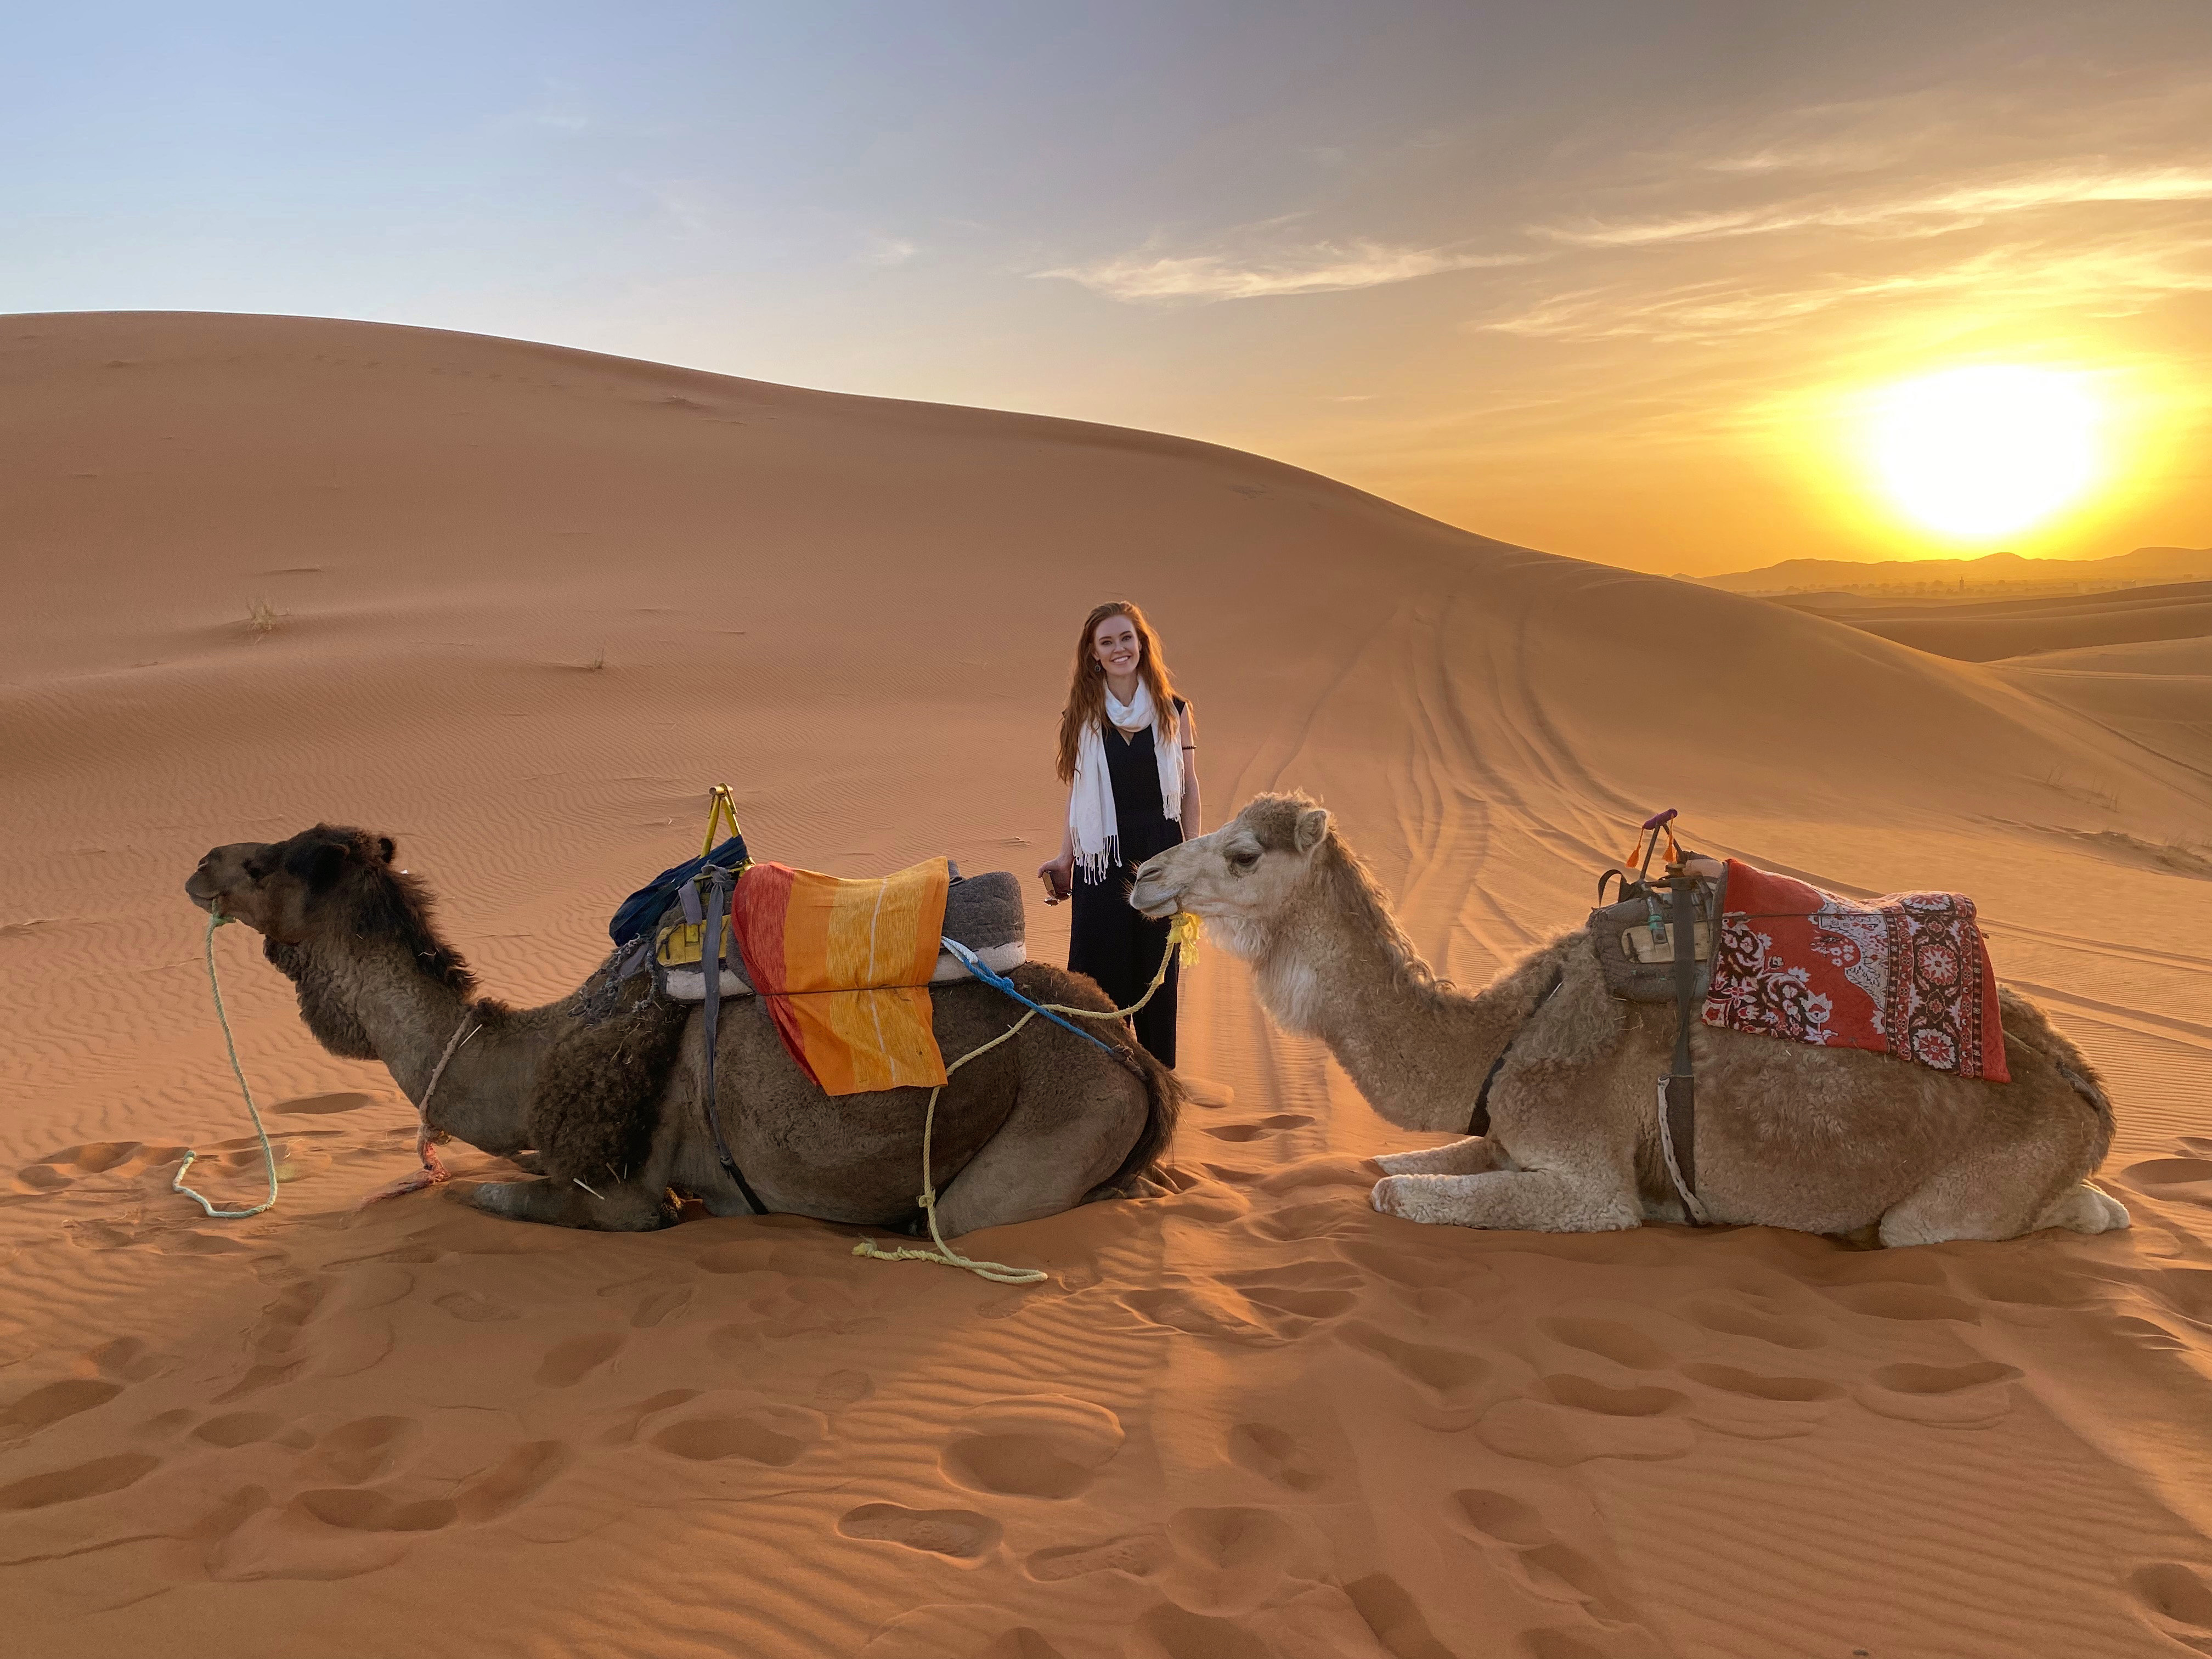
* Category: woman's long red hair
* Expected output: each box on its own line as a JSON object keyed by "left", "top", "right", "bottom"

{"left": 1055, "top": 601, "right": 1180, "bottom": 784}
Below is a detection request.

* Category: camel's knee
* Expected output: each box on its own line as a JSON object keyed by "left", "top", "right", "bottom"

{"left": 1371, "top": 1136, "right": 1498, "bottom": 1177}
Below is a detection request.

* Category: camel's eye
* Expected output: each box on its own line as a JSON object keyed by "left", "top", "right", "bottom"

{"left": 242, "top": 857, "right": 269, "bottom": 881}
{"left": 1228, "top": 850, "right": 1261, "bottom": 876}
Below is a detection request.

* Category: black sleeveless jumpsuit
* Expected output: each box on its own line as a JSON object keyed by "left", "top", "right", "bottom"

{"left": 1067, "top": 698, "right": 1184, "bottom": 1067}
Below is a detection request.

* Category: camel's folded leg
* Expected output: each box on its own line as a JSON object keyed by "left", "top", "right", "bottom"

{"left": 451, "top": 1176, "right": 679, "bottom": 1232}
{"left": 1371, "top": 1136, "right": 1499, "bottom": 1177}
{"left": 1372, "top": 1170, "right": 1638, "bottom": 1232}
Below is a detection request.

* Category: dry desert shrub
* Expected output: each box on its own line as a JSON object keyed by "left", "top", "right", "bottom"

{"left": 245, "top": 596, "right": 282, "bottom": 636}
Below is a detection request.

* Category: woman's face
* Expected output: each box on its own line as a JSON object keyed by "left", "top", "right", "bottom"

{"left": 1092, "top": 614, "right": 1142, "bottom": 681}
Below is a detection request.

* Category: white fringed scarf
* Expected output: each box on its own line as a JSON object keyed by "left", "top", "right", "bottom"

{"left": 1070, "top": 682, "right": 1182, "bottom": 884}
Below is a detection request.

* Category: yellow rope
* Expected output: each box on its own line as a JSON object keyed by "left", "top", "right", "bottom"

{"left": 174, "top": 911, "right": 281, "bottom": 1220}
{"left": 853, "top": 912, "right": 1200, "bottom": 1284}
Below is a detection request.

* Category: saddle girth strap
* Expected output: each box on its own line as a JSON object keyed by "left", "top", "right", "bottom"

{"left": 1661, "top": 868, "right": 1706, "bottom": 1224}
{"left": 700, "top": 867, "right": 766, "bottom": 1217}
{"left": 1465, "top": 968, "right": 1565, "bottom": 1137}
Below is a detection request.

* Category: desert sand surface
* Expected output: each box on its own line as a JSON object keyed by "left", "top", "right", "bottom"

{"left": 4, "top": 312, "right": 2211, "bottom": 1659}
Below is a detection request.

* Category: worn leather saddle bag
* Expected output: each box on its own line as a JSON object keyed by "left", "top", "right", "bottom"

{"left": 1587, "top": 862, "right": 1728, "bottom": 1005}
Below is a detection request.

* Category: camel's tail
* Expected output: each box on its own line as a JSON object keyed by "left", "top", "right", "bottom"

{"left": 1996, "top": 982, "right": 2114, "bottom": 1136}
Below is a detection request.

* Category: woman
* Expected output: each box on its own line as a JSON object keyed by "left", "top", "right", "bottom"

{"left": 1036, "top": 601, "right": 1200, "bottom": 1068}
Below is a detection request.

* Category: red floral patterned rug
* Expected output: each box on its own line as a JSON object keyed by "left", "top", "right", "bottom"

{"left": 1701, "top": 859, "right": 2010, "bottom": 1082}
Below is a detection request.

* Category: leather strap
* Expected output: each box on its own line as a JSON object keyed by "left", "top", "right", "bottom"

{"left": 699, "top": 867, "right": 765, "bottom": 1216}
{"left": 1465, "top": 968, "right": 1564, "bottom": 1137}
{"left": 1662, "top": 869, "right": 1702, "bottom": 1222}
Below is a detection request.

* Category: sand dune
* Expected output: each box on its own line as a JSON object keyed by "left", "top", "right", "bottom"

{"left": 4, "top": 314, "right": 2210, "bottom": 1658}
{"left": 1772, "top": 582, "right": 2212, "bottom": 663}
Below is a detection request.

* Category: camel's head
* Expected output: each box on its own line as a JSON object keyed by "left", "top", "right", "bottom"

{"left": 185, "top": 825, "right": 473, "bottom": 992}
{"left": 1129, "top": 793, "right": 1333, "bottom": 960}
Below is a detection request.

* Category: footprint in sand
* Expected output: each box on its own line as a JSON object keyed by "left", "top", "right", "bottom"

{"left": 597, "top": 1389, "right": 702, "bottom": 1446}
{"left": 0, "top": 1378, "right": 123, "bottom": 1441}
{"left": 1854, "top": 1360, "right": 2021, "bottom": 1427}
{"left": 0, "top": 1451, "right": 162, "bottom": 1511}
{"left": 536, "top": 1330, "right": 624, "bottom": 1387}
{"left": 839, "top": 1502, "right": 1002, "bottom": 1562}
{"left": 453, "top": 1440, "right": 568, "bottom": 1522}
{"left": 436, "top": 1290, "right": 520, "bottom": 1322}
{"left": 1681, "top": 1297, "right": 1826, "bottom": 1350}
{"left": 1475, "top": 1380, "right": 1694, "bottom": 1466}
{"left": 2120, "top": 1157, "right": 2212, "bottom": 1208}
{"left": 940, "top": 1395, "right": 1124, "bottom": 1499}
{"left": 268, "top": 1091, "right": 379, "bottom": 1115}
{"left": 1199, "top": 1114, "right": 1314, "bottom": 1142}
{"left": 1158, "top": 1506, "right": 1305, "bottom": 1617}
{"left": 1820, "top": 1282, "right": 1981, "bottom": 1324}
{"left": 1128, "top": 1602, "right": 1272, "bottom": 1659}
{"left": 1446, "top": 1487, "right": 1660, "bottom": 1647}
{"left": 192, "top": 1410, "right": 313, "bottom": 1450}
{"left": 88, "top": 1336, "right": 173, "bottom": 1384}
{"left": 295, "top": 1487, "right": 456, "bottom": 1533}
{"left": 1024, "top": 1530, "right": 1171, "bottom": 1582}
{"left": 1341, "top": 1572, "right": 1463, "bottom": 1659}
{"left": 212, "top": 1279, "right": 327, "bottom": 1400}
{"left": 1537, "top": 1316, "right": 1672, "bottom": 1371}
{"left": 1679, "top": 1362, "right": 1841, "bottom": 1440}
{"left": 651, "top": 1403, "right": 827, "bottom": 1466}
{"left": 2149, "top": 1267, "right": 2212, "bottom": 1329}
{"left": 2130, "top": 1562, "right": 2212, "bottom": 1643}
{"left": 1119, "top": 1285, "right": 1285, "bottom": 1346}
{"left": 1226, "top": 1422, "right": 1324, "bottom": 1493}
{"left": 1335, "top": 1320, "right": 1497, "bottom": 1425}
{"left": 815, "top": 1369, "right": 874, "bottom": 1410}
{"left": 306, "top": 1416, "right": 415, "bottom": 1483}
{"left": 596, "top": 1274, "right": 695, "bottom": 1329}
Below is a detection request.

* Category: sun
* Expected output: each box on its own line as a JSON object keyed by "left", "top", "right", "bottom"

{"left": 1865, "top": 365, "right": 2102, "bottom": 539}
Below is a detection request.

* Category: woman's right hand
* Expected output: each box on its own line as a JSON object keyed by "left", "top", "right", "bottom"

{"left": 1036, "top": 853, "right": 1075, "bottom": 905}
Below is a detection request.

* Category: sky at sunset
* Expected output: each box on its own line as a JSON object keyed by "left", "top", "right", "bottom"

{"left": 8, "top": 2, "right": 2209, "bottom": 574}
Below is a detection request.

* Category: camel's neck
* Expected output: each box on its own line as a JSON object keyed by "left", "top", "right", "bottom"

{"left": 276, "top": 937, "right": 560, "bottom": 1156}
{"left": 1250, "top": 872, "right": 1538, "bottom": 1135}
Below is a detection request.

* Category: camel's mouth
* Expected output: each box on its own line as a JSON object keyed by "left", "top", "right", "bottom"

{"left": 1126, "top": 878, "right": 1180, "bottom": 922}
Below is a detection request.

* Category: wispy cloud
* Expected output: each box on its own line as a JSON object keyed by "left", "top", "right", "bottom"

{"left": 859, "top": 234, "right": 918, "bottom": 267}
{"left": 1481, "top": 233, "right": 2212, "bottom": 343}
{"left": 1038, "top": 238, "right": 1533, "bottom": 303}
{"left": 1539, "top": 164, "right": 2212, "bottom": 247}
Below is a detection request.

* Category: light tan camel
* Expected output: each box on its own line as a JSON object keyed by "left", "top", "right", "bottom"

{"left": 186, "top": 825, "right": 1176, "bottom": 1233}
{"left": 1129, "top": 794, "right": 2127, "bottom": 1245}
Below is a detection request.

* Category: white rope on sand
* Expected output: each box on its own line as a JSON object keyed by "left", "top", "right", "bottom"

{"left": 173, "top": 911, "right": 280, "bottom": 1220}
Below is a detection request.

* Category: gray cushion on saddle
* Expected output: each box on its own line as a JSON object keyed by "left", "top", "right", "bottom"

{"left": 657, "top": 868, "right": 1028, "bottom": 1002}
{"left": 944, "top": 870, "right": 1023, "bottom": 953}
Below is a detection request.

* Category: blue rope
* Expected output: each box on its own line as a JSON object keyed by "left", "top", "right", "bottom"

{"left": 937, "top": 937, "right": 1120, "bottom": 1058}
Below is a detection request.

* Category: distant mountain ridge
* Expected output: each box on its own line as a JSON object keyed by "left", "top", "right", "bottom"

{"left": 1692, "top": 545, "right": 2210, "bottom": 594}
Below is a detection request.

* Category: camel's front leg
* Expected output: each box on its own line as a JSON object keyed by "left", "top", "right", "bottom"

{"left": 452, "top": 1176, "right": 679, "bottom": 1232}
{"left": 1370, "top": 1135, "right": 1499, "bottom": 1177}
{"left": 1372, "top": 1169, "right": 1639, "bottom": 1233}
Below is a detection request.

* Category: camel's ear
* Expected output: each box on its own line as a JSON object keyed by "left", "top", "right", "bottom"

{"left": 1294, "top": 806, "right": 1330, "bottom": 855}
{"left": 376, "top": 837, "right": 396, "bottom": 865}
{"left": 284, "top": 838, "right": 350, "bottom": 893}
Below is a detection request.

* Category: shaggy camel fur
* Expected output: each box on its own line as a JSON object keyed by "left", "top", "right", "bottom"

{"left": 186, "top": 826, "right": 1176, "bottom": 1233}
{"left": 1130, "top": 794, "right": 2126, "bottom": 1246}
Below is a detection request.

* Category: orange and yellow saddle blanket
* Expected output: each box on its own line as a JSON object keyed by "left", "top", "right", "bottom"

{"left": 726, "top": 856, "right": 952, "bottom": 1097}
